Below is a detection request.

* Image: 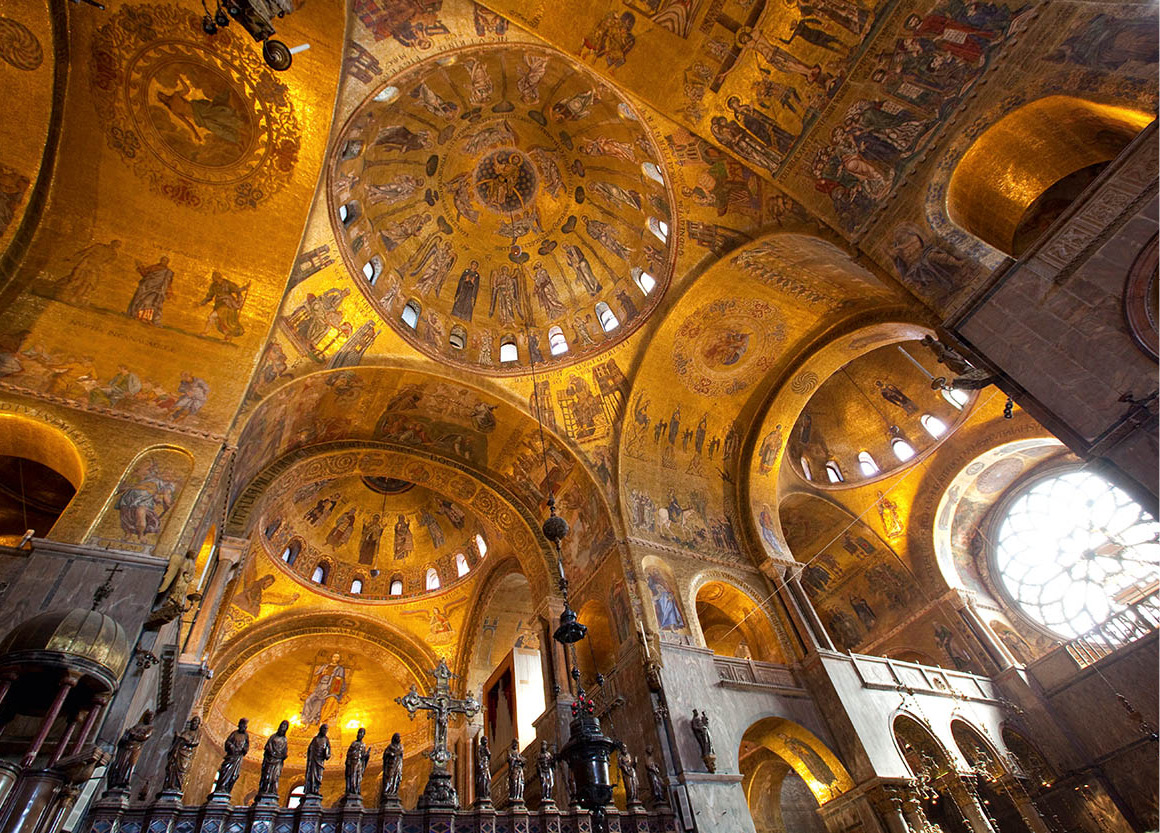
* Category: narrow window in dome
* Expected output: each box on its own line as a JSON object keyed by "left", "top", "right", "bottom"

{"left": 475, "top": 533, "right": 488, "bottom": 557}
{"left": 631, "top": 267, "right": 656, "bottom": 295}
{"left": 338, "top": 202, "right": 360, "bottom": 227}
{"left": 641, "top": 162, "right": 664, "bottom": 185}
{"left": 373, "top": 86, "right": 399, "bottom": 103}
{"left": 402, "top": 300, "right": 421, "bottom": 329}
{"left": 425, "top": 567, "right": 441, "bottom": 591}
{"left": 362, "top": 256, "right": 383, "bottom": 285}
{"left": 282, "top": 541, "right": 300, "bottom": 565}
{"left": 350, "top": 578, "right": 363, "bottom": 595}
{"left": 499, "top": 339, "right": 519, "bottom": 363}
{"left": 858, "top": 451, "right": 880, "bottom": 477}
{"left": 595, "top": 302, "right": 619, "bottom": 332}
{"left": 339, "top": 140, "right": 363, "bottom": 161}
{"left": 548, "top": 326, "right": 569, "bottom": 355}
{"left": 825, "top": 460, "right": 843, "bottom": 483}
{"left": 800, "top": 456, "right": 813, "bottom": 481}
{"left": 891, "top": 438, "right": 916, "bottom": 461}
{"left": 456, "top": 552, "right": 469, "bottom": 577}
{"left": 942, "top": 388, "right": 969, "bottom": 410}
{"left": 647, "top": 216, "right": 669, "bottom": 243}
{"left": 389, "top": 576, "right": 404, "bottom": 596}
{"left": 449, "top": 326, "right": 467, "bottom": 350}
{"left": 311, "top": 564, "right": 328, "bottom": 585}
{"left": 921, "top": 414, "right": 948, "bottom": 438}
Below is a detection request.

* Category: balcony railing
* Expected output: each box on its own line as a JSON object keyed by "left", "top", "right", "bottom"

{"left": 1065, "top": 591, "right": 1160, "bottom": 668}
{"left": 713, "top": 656, "right": 802, "bottom": 691}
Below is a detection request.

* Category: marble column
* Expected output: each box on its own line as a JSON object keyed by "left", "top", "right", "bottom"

{"left": 21, "top": 674, "right": 78, "bottom": 767}
{"left": 867, "top": 785, "right": 911, "bottom": 833}
{"left": 68, "top": 695, "right": 109, "bottom": 755}
{"left": 181, "top": 536, "right": 246, "bottom": 663}
{"left": 941, "top": 775, "right": 999, "bottom": 833}
{"left": 997, "top": 777, "right": 1053, "bottom": 833}
{"left": 784, "top": 569, "right": 836, "bottom": 652}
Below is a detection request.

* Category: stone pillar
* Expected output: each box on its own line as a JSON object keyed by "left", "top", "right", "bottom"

{"left": 181, "top": 536, "right": 246, "bottom": 663}
{"left": 952, "top": 594, "right": 1016, "bottom": 672}
{"left": 867, "top": 785, "right": 911, "bottom": 833}
{"left": 21, "top": 675, "right": 78, "bottom": 767}
{"left": 783, "top": 568, "right": 836, "bottom": 652}
{"left": 941, "top": 775, "right": 999, "bottom": 833}
{"left": 997, "top": 777, "right": 1053, "bottom": 833}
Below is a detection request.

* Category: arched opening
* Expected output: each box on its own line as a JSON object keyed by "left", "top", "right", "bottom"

{"left": 0, "top": 415, "right": 84, "bottom": 545}
{"left": 694, "top": 581, "right": 785, "bottom": 662}
{"left": 893, "top": 715, "right": 971, "bottom": 833}
{"left": 455, "top": 552, "right": 469, "bottom": 577}
{"left": 575, "top": 599, "right": 617, "bottom": 687}
{"left": 349, "top": 577, "right": 363, "bottom": 594}
{"left": 740, "top": 716, "right": 853, "bottom": 832}
{"left": 499, "top": 338, "right": 518, "bottom": 363}
{"left": 951, "top": 720, "right": 1040, "bottom": 833}
{"left": 449, "top": 325, "right": 467, "bottom": 350}
{"left": 947, "top": 96, "right": 1152, "bottom": 256}
{"left": 311, "top": 562, "right": 329, "bottom": 585}
{"left": 401, "top": 300, "right": 421, "bottom": 329}
{"left": 548, "top": 326, "right": 568, "bottom": 355}
{"left": 362, "top": 256, "right": 383, "bottom": 285}
{"left": 425, "top": 566, "right": 441, "bottom": 591}
{"left": 281, "top": 539, "right": 302, "bottom": 566}
{"left": 389, "top": 575, "right": 404, "bottom": 596}
{"left": 595, "top": 301, "right": 619, "bottom": 332}
{"left": 631, "top": 267, "right": 656, "bottom": 295}
{"left": 857, "top": 451, "right": 880, "bottom": 476}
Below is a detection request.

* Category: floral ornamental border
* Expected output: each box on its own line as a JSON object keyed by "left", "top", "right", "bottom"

{"left": 89, "top": 4, "right": 300, "bottom": 213}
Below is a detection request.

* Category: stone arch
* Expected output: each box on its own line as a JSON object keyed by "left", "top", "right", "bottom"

{"left": 947, "top": 96, "right": 1152, "bottom": 256}
{"left": 455, "top": 556, "right": 535, "bottom": 688}
{"left": 0, "top": 413, "right": 84, "bottom": 544}
{"left": 740, "top": 715, "right": 855, "bottom": 813}
{"left": 688, "top": 572, "right": 786, "bottom": 663}
{"left": 576, "top": 597, "right": 618, "bottom": 684}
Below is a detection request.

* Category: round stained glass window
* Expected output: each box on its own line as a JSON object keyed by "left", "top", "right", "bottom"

{"left": 994, "top": 469, "right": 1159, "bottom": 638}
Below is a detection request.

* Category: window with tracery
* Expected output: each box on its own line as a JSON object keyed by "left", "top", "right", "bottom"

{"left": 994, "top": 469, "right": 1160, "bottom": 638}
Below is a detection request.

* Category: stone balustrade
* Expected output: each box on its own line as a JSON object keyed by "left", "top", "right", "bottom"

{"left": 711, "top": 657, "right": 802, "bottom": 693}
{"left": 846, "top": 652, "right": 999, "bottom": 703}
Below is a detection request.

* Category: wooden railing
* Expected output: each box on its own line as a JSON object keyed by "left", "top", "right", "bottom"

{"left": 1065, "top": 592, "right": 1159, "bottom": 668}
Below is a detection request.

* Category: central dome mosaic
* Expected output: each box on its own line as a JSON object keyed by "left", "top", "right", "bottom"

{"left": 329, "top": 44, "right": 675, "bottom": 374}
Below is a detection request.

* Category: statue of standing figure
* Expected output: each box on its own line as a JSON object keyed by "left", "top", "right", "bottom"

{"left": 691, "top": 710, "right": 716, "bottom": 772}
{"left": 537, "top": 740, "right": 556, "bottom": 805}
{"left": 305, "top": 724, "right": 331, "bottom": 795}
{"left": 617, "top": 742, "right": 642, "bottom": 807}
{"left": 345, "top": 727, "right": 370, "bottom": 797}
{"left": 212, "top": 718, "right": 249, "bottom": 797}
{"left": 475, "top": 735, "right": 492, "bottom": 806}
{"left": 160, "top": 716, "right": 201, "bottom": 795}
{"left": 106, "top": 710, "right": 154, "bottom": 793}
{"left": 381, "top": 732, "right": 404, "bottom": 806}
{"left": 507, "top": 738, "right": 525, "bottom": 804}
{"left": 257, "top": 721, "right": 290, "bottom": 800}
{"left": 644, "top": 745, "right": 669, "bottom": 809}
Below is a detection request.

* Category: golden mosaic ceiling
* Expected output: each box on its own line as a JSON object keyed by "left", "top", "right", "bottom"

{"left": 328, "top": 44, "right": 675, "bottom": 374}
{"left": 259, "top": 473, "right": 493, "bottom": 601}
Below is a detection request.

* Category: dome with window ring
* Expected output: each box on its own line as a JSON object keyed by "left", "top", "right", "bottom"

{"left": 259, "top": 475, "right": 492, "bottom": 601}
{"left": 328, "top": 44, "right": 674, "bottom": 374}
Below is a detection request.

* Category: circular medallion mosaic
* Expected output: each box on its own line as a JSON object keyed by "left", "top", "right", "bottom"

{"left": 672, "top": 298, "right": 785, "bottom": 396}
{"left": 329, "top": 44, "right": 675, "bottom": 374}
{"left": 90, "top": 5, "right": 300, "bottom": 212}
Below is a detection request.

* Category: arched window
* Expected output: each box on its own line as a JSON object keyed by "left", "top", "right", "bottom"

{"left": 389, "top": 576, "right": 404, "bottom": 596}
{"left": 994, "top": 468, "right": 1160, "bottom": 637}
{"left": 920, "top": 414, "right": 948, "bottom": 438}
{"left": 548, "top": 326, "right": 569, "bottom": 355}
{"left": 449, "top": 326, "right": 467, "bottom": 350}
{"left": 595, "top": 302, "right": 619, "bottom": 332}
{"left": 647, "top": 216, "right": 669, "bottom": 243}
{"left": 287, "top": 784, "right": 306, "bottom": 809}
{"left": 641, "top": 162, "right": 664, "bottom": 185}
{"left": 942, "top": 388, "right": 969, "bottom": 410}
{"left": 338, "top": 201, "right": 360, "bottom": 226}
{"left": 362, "top": 256, "right": 383, "bottom": 285}
{"left": 825, "top": 461, "right": 843, "bottom": 484}
{"left": 311, "top": 563, "right": 328, "bottom": 585}
{"left": 947, "top": 96, "right": 1151, "bottom": 256}
{"left": 475, "top": 533, "right": 488, "bottom": 558}
{"left": 373, "top": 85, "right": 399, "bottom": 103}
{"left": 425, "top": 567, "right": 441, "bottom": 591}
{"left": 617, "top": 102, "right": 637, "bottom": 121}
{"left": 339, "top": 140, "right": 362, "bottom": 160}
{"left": 631, "top": 267, "right": 656, "bottom": 295}
{"left": 800, "top": 456, "right": 813, "bottom": 481}
{"left": 264, "top": 517, "right": 282, "bottom": 538}
{"left": 350, "top": 578, "right": 363, "bottom": 594}
{"left": 455, "top": 552, "right": 469, "bottom": 577}
{"left": 401, "top": 300, "right": 421, "bottom": 329}
{"left": 499, "top": 338, "right": 519, "bottom": 363}
{"left": 891, "top": 438, "right": 916, "bottom": 462}
{"left": 857, "top": 451, "right": 880, "bottom": 477}
{"left": 282, "top": 540, "right": 301, "bottom": 565}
